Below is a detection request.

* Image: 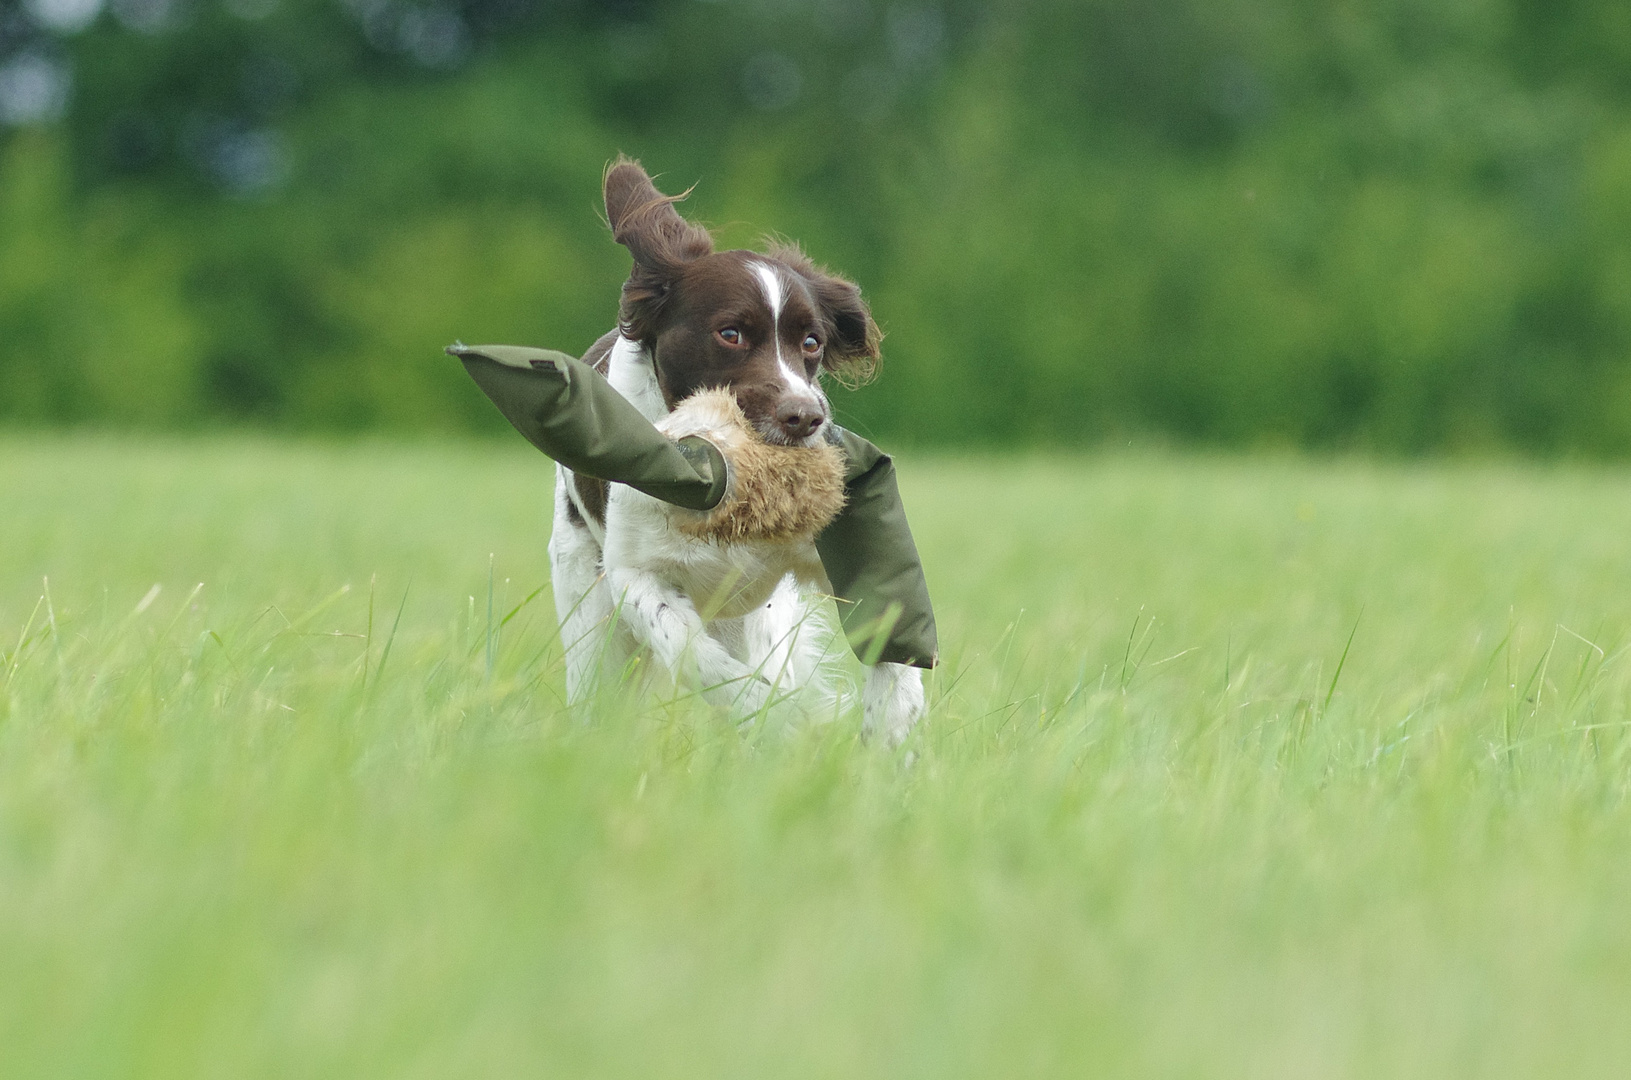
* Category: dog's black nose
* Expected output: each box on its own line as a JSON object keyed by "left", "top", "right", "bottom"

{"left": 775, "top": 399, "right": 826, "bottom": 440}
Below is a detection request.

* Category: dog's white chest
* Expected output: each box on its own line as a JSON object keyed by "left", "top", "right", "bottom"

{"left": 602, "top": 490, "right": 822, "bottom": 619}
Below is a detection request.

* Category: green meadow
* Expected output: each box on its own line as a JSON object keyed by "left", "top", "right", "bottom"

{"left": 5, "top": 435, "right": 1631, "bottom": 1078}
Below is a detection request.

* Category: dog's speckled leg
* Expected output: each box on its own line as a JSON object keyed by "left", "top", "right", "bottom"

{"left": 607, "top": 567, "right": 773, "bottom": 717}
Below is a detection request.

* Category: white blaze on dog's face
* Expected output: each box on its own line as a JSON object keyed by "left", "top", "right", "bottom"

{"left": 602, "top": 158, "right": 881, "bottom": 445}
{"left": 747, "top": 260, "right": 827, "bottom": 440}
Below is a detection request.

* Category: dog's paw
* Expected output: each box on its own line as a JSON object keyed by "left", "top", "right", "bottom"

{"left": 862, "top": 662, "right": 925, "bottom": 747}
{"left": 705, "top": 670, "right": 776, "bottom": 724}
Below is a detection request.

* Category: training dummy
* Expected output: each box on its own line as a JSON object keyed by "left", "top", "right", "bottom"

{"left": 449, "top": 343, "right": 937, "bottom": 669}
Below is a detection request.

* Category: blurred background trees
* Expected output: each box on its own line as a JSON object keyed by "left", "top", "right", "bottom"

{"left": 3, "top": 0, "right": 1631, "bottom": 452}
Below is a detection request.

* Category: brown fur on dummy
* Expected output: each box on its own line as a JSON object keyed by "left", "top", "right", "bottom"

{"left": 655, "top": 388, "right": 847, "bottom": 544}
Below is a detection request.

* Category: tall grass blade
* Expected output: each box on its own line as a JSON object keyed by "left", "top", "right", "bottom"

{"left": 1323, "top": 608, "right": 1363, "bottom": 715}
{"left": 486, "top": 554, "right": 496, "bottom": 683}
{"left": 373, "top": 584, "right": 411, "bottom": 689}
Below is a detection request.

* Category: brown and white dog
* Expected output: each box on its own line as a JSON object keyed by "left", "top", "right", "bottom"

{"left": 549, "top": 159, "right": 925, "bottom": 740}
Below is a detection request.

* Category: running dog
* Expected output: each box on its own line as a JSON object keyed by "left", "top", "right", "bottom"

{"left": 549, "top": 158, "right": 925, "bottom": 741}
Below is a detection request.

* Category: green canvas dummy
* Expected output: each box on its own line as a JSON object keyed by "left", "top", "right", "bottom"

{"left": 450, "top": 343, "right": 938, "bottom": 669}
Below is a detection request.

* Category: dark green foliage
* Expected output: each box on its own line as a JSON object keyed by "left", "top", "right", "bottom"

{"left": 3, "top": 0, "right": 1631, "bottom": 452}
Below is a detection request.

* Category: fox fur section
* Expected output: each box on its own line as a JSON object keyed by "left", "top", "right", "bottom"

{"left": 655, "top": 388, "right": 847, "bottom": 544}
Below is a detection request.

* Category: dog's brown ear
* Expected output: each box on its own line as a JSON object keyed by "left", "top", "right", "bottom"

{"left": 771, "top": 243, "right": 882, "bottom": 385}
{"left": 604, "top": 157, "right": 713, "bottom": 342}
{"left": 812, "top": 272, "right": 882, "bottom": 383}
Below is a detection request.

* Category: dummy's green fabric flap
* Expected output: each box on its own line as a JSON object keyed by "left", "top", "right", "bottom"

{"left": 448, "top": 343, "right": 727, "bottom": 512}
{"left": 818, "top": 428, "right": 939, "bottom": 669}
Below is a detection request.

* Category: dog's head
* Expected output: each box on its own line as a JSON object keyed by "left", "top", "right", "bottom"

{"left": 603, "top": 157, "right": 881, "bottom": 446}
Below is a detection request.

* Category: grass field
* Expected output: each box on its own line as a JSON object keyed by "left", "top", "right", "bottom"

{"left": 5, "top": 435, "right": 1631, "bottom": 1078}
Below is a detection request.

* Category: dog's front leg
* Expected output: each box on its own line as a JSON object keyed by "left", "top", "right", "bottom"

{"left": 606, "top": 568, "right": 774, "bottom": 717}
{"left": 550, "top": 468, "right": 621, "bottom": 703}
{"left": 862, "top": 662, "right": 925, "bottom": 746}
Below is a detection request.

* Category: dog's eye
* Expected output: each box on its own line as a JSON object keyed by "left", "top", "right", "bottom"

{"left": 717, "top": 327, "right": 742, "bottom": 346}
{"left": 802, "top": 333, "right": 821, "bottom": 353}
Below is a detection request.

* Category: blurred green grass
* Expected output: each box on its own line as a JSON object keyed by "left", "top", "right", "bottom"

{"left": 5, "top": 436, "right": 1631, "bottom": 1077}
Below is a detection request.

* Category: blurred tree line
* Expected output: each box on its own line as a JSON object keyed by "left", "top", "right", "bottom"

{"left": 4, "top": 0, "right": 1631, "bottom": 452}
